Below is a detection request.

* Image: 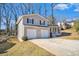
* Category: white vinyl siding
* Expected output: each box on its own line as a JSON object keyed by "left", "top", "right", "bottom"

{"left": 41, "top": 30, "right": 49, "bottom": 38}
{"left": 17, "top": 14, "right": 50, "bottom": 42}
{"left": 27, "top": 29, "right": 37, "bottom": 38}
{"left": 17, "top": 18, "right": 24, "bottom": 42}
{"left": 45, "top": 22, "right": 48, "bottom": 26}
{"left": 23, "top": 18, "right": 48, "bottom": 26}
{"left": 34, "top": 20, "right": 39, "bottom": 25}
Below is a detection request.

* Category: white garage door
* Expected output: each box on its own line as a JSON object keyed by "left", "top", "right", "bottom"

{"left": 41, "top": 30, "right": 49, "bottom": 38}
{"left": 27, "top": 29, "right": 37, "bottom": 38}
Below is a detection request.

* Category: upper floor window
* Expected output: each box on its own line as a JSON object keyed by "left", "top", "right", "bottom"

{"left": 27, "top": 18, "right": 29, "bottom": 23}
{"left": 27, "top": 18, "right": 34, "bottom": 24}
{"left": 39, "top": 20, "right": 46, "bottom": 25}
{"left": 32, "top": 19, "right": 34, "bottom": 24}
{"left": 43, "top": 21, "right": 45, "bottom": 25}
{"left": 40, "top": 20, "right": 41, "bottom": 25}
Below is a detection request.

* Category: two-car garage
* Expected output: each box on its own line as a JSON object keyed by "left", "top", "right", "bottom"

{"left": 27, "top": 29, "right": 37, "bottom": 39}
{"left": 26, "top": 28, "right": 50, "bottom": 39}
{"left": 41, "top": 30, "right": 49, "bottom": 38}
{"left": 17, "top": 14, "right": 50, "bottom": 42}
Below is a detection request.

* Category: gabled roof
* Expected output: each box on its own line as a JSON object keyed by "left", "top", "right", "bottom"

{"left": 16, "top": 14, "right": 49, "bottom": 24}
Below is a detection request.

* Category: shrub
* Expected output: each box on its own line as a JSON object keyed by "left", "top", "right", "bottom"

{"left": 22, "top": 36, "right": 28, "bottom": 41}
{"left": 74, "top": 20, "right": 79, "bottom": 33}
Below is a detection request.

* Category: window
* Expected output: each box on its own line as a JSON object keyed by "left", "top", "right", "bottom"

{"left": 27, "top": 18, "right": 34, "bottom": 24}
{"left": 43, "top": 21, "right": 45, "bottom": 25}
{"left": 39, "top": 20, "right": 46, "bottom": 26}
{"left": 27, "top": 18, "right": 29, "bottom": 23}
{"left": 32, "top": 19, "right": 34, "bottom": 24}
{"left": 40, "top": 20, "right": 41, "bottom": 25}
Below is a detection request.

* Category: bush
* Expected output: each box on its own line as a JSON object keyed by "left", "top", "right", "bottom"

{"left": 22, "top": 36, "right": 28, "bottom": 41}
{"left": 74, "top": 20, "right": 79, "bottom": 33}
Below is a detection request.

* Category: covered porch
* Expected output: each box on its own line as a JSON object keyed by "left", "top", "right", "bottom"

{"left": 50, "top": 25, "right": 61, "bottom": 37}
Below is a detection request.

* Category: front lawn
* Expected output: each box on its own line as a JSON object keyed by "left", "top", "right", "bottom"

{"left": 0, "top": 37, "right": 54, "bottom": 56}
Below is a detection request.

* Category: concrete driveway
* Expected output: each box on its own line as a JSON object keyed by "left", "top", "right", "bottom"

{"left": 30, "top": 38, "right": 79, "bottom": 56}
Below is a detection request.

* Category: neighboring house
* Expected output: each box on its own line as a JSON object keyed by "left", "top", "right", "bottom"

{"left": 50, "top": 25, "right": 61, "bottom": 37}
{"left": 57, "top": 21, "right": 72, "bottom": 30}
{"left": 16, "top": 14, "right": 61, "bottom": 41}
{"left": 57, "top": 22, "right": 67, "bottom": 30}
{"left": 66, "top": 21, "right": 74, "bottom": 27}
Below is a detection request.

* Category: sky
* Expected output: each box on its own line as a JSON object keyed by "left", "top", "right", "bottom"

{"left": 53, "top": 3, "right": 79, "bottom": 21}
{"left": 1, "top": 3, "right": 79, "bottom": 29}
{"left": 33, "top": 3, "right": 79, "bottom": 21}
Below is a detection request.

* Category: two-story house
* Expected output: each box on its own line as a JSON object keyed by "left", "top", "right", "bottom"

{"left": 16, "top": 14, "right": 50, "bottom": 41}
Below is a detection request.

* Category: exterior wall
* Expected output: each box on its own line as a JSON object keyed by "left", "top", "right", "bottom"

{"left": 17, "top": 14, "right": 50, "bottom": 41}
{"left": 17, "top": 18, "right": 24, "bottom": 42}
{"left": 37, "top": 29, "right": 41, "bottom": 38}
{"left": 34, "top": 20, "right": 40, "bottom": 26}
{"left": 24, "top": 25, "right": 50, "bottom": 39}
{"left": 50, "top": 26, "right": 61, "bottom": 37}
{"left": 23, "top": 15, "right": 49, "bottom": 26}
{"left": 17, "top": 14, "right": 63, "bottom": 41}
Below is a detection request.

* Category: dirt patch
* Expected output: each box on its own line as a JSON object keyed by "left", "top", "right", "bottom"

{"left": 0, "top": 42, "right": 16, "bottom": 54}
{"left": 0, "top": 37, "right": 53, "bottom": 56}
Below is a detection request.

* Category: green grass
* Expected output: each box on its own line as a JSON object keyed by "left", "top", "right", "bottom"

{"left": 0, "top": 38, "right": 54, "bottom": 56}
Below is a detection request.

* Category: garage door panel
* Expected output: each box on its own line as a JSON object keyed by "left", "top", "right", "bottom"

{"left": 41, "top": 30, "right": 49, "bottom": 38}
{"left": 27, "top": 29, "right": 37, "bottom": 38}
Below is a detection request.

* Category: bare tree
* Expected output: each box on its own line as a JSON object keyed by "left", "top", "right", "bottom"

{"left": 0, "top": 4, "right": 4, "bottom": 34}
{"left": 20, "top": 3, "right": 28, "bottom": 15}
{"left": 1, "top": 4, "right": 12, "bottom": 35}
{"left": 37, "top": 4, "right": 41, "bottom": 15}
{"left": 22, "top": 3, "right": 28, "bottom": 14}
{"left": 10, "top": 4, "right": 18, "bottom": 36}
{"left": 0, "top": 3, "right": 57, "bottom": 36}
{"left": 0, "top": 4, "right": 2, "bottom": 34}
{"left": 44, "top": 4, "right": 47, "bottom": 17}
{"left": 34, "top": 4, "right": 41, "bottom": 15}
{"left": 31, "top": 4, "right": 35, "bottom": 14}
{"left": 27, "top": 3, "right": 33, "bottom": 14}
{"left": 50, "top": 3, "right": 56, "bottom": 25}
